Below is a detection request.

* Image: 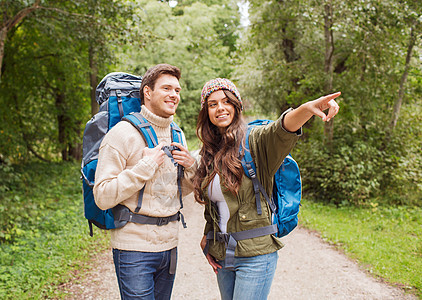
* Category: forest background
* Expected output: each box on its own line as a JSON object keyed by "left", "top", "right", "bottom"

{"left": 0, "top": 0, "right": 421, "bottom": 298}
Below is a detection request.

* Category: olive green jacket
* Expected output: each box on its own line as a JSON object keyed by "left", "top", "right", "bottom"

{"left": 203, "top": 109, "right": 302, "bottom": 260}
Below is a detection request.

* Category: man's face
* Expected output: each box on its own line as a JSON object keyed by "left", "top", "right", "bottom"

{"left": 143, "top": 74, "right": 181, "bottom": 118}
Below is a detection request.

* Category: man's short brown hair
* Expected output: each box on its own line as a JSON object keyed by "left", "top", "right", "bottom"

{"left": 140, "top": 64, "right": 181, "bottom": 104}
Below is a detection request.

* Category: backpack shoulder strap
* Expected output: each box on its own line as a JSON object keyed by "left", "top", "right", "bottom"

{"left": 121, "top": 112, "right": 159, "bottom": 213}
{"left": 122, "top": 112, "right": 158, "bottom": 148}
{"left": 169, "top": 121, "right": 187, "bottom": 228}
{"left": 170, "top": 121, "right": 184, "bottom": 145}
{"left": 240, "top": 119, "right": 273, "bottom": 177}
{"left": 239, "top": 123, "right": 276, "bottom": 215}
{"left": 240, "top": 125, "right": 256, "bottom": 178}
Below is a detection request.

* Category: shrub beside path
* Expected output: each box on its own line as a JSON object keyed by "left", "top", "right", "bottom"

{"left": 66, "top": 195, "right": 416, "bottom": 300}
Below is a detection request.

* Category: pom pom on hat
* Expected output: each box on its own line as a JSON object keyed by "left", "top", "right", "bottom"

{"left": 201, "top": 78, "right": 243, "bottom": 110}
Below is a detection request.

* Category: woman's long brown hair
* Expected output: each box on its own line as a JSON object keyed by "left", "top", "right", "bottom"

{"left": 194, "top": 90, "right": 246, "bottom": 204}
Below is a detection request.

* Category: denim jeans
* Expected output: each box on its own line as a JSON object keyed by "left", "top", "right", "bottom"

{"left": 112, "top": 248, "right": 177, "bottom": 300}
{"left": 216, "top": 251, "right": 278, "bottom": 300}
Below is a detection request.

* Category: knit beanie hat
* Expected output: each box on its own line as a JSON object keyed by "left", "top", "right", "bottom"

{"left": 201, "top": 78, "right": 243, "bottom": 110}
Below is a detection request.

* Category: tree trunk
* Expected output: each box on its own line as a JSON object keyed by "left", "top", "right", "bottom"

{"left": 0, "top": 0, "right": 41, "bottom": 80}
{"left": 0, "top": 27, "right": 7, "bottom": 80}
{"left": 280, "top": 21, "right": 301, "bottom": 114}
{"left": 385, "top": 26, "right": 416, "bottom": 145}
{"left": 55, "top": 92, "right": 69, "bottom": 161}
{"left": 281, "top": 27, "right": 299, "bottom": 63}
{"left": 323, "top": 2, "right": 335, "bottom": 148}
{"left": 69, "top": 125, "right": 82, "bottom": 161}
{"left": 69, "top": 143, "right": 82, "bottom": 161}
{"left": 89, "top": 45, "right": 99, "bottom": 116}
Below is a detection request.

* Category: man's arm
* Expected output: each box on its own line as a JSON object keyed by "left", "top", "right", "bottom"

{"left": 93, "top": 126, "right": 165, "bottom": 210}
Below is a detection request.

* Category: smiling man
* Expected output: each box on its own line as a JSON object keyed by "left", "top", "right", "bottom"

{"left": 94, "top": 64, "right": 197, "bottom": 300}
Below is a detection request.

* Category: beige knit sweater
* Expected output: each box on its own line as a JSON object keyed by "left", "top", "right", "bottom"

{"left": 93, "top": 105, "right": 196, "bottom": 252}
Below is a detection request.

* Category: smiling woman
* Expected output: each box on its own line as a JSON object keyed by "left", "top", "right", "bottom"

{"left": 194, "top": 77, "right": 340, "bottom": 300}
{"left": 206, "top": 90, "right": 236, "bottom": 133}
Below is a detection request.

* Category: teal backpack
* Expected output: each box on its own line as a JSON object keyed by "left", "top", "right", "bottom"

{"left": 241, "top": 120, "right": 302, "bottom": 238}
{"left": 204, "top": 119, "right": 301, "bottom": 269}
{"left": 81, "top": 72, "right": 185, "bottom": 236}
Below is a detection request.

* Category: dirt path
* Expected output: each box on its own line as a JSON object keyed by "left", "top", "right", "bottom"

{"left": 66, "top": 195, "right": 416, "bottom": 300}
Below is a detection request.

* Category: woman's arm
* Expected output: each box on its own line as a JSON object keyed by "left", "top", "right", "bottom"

{"left": 200, "top": 235, "right": 222, "bottom": 274}
{"left": 283, "top": 92, "right": 341, "bottom": 133}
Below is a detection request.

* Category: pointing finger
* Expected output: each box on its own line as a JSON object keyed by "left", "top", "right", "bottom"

{"left": 326, "top": 99, "right": 340, "bottom": 120}
{"left": 326, "top": 91, "right": 341, "bottom": 100}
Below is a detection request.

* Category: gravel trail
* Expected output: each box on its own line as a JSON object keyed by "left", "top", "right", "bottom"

{"left": 66, "top": 196, "right": 416, "bottom": 300}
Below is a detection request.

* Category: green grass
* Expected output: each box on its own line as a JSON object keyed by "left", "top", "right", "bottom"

{"left": 299, "top": 201, "right": 422, "bottom": 298}
{"left": 0, "top": 162, "right": 109, "bottom": 299}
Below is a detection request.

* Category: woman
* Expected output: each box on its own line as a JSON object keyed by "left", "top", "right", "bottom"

{"left": 194, "top": 78, "right": 340, "bottom": 300}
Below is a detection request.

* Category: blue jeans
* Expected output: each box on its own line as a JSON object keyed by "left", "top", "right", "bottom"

{"left": 112, "top": 248, "right": 177, "bottom": 300}
{"left": 216, "top": 251, "right": 278, "bottom": 300}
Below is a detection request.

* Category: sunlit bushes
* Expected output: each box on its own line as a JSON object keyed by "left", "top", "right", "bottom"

{"left": 296, "top": 114, "right": 422, "bottom": 207}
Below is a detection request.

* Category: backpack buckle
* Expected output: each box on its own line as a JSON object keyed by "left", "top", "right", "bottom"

{"left": 116, "top": 89, "right": 122, "bottom": 100}
{"left": 157, "top": 216, "right": 170, "bottom": 226}
{"left": 247, "top": 165, "right": 256, "bottom": 178}
{"left": 216, "top": 232, "right": 230, "bottom": 244}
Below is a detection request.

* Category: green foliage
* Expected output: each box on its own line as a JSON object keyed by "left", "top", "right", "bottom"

{"left": 1, "top": 0, "right": 420, "bottom": 296}
{"left": 295, "top": 99, "right": 422, "bottom": 206}
{"left": 240, "top": 0, "right": 421, "bottom": 115}
{"left": 0, "top": 0, "right": 136, "bottom": 162}
{"left": 0, "top": 162, "right": 108, "bottom": 299}
{"left": 240, "top": 0, "right": 422, "bottom": 206}
{"left": 296, "top": 139, "right": 381, "bottom": 205}
{"left": 116, "top": 0, "right": 240, "bottom": 140}
{"left": 299, "top": 201, "right": 422, "bottom": 297}
{"left": 0, "top": 0, "right": 420, "bottom": 208}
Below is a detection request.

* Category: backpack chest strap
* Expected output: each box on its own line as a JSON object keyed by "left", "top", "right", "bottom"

{"left": 204, "top": 224, "right": 277, "bottom": 269}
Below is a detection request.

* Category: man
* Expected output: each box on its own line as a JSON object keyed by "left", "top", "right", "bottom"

{"left": 94, "top": 64, "right": 197, "bottom": 299}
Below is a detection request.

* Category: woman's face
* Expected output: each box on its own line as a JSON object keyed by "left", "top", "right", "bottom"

{"left": 207, "top": 90, "right": 235, "bottom": 133}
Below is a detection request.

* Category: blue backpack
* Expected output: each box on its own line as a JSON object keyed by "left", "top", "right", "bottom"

{"left": 203, "top": 119, "right": 302, "bottom": 269}
{"left": 241, "top": 119, "right": 302, "bottom": 238}
{"left": 81, "top": 72, "right": 185, "bottom": 236}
